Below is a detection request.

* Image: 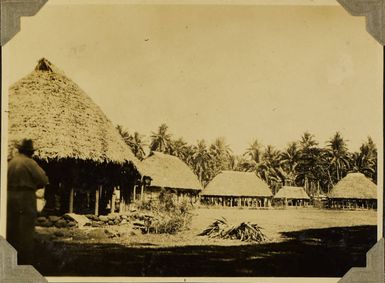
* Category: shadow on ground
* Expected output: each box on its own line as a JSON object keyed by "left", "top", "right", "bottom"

{"left": 32, "top": 225, "right": 376, "bottom": 277}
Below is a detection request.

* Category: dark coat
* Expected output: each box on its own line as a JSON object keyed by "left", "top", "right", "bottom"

{"left": 8, "top": 154, "right": 48, "bottom": 191}
{"left": 7, "top": 153, "right": 49, "bottom": 264}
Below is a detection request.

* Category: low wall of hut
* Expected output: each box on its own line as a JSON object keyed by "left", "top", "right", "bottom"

{"left": 327, "top": 198, "right": 377, "bottom": 209}
{"left": 272, "top": 198, "right": 310, "bottom": 207}
{"left": 200, "top": 195, "right": 272, "bottom": 208}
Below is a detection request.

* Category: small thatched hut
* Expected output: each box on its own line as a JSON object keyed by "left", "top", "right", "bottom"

{"left": 8, "top": 58, "right": 143, "bottom": 215}
{"left": 140, "top": 152, "right": 202, "bottom": 203}
{"left": 200, "top": 171, "right": 273, "bottom": 208}
{"left": 273, "top": 186, "right": 310, "bottom": 207}
{"left": 328, "top": 173, "right": 377, "bottom": 209}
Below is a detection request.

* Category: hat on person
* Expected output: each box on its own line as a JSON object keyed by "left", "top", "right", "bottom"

{"left": 16, "top": 139, "right": 37, "bottom": 152}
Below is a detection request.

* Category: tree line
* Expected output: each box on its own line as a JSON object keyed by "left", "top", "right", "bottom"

{"left": 117, "top": 124, "right": 377, "bottom": 196}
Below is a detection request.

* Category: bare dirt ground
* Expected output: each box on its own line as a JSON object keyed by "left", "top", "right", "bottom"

{"left": 32, "top": 207, "right": 377, "bottom": 277}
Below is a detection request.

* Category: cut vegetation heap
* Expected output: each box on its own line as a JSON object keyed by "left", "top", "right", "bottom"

{"left": 199, "top": 217, "right": 267, "bottom": 243}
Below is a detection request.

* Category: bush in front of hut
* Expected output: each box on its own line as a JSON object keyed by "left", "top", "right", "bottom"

{"left": 132, "top": 189, "right": 193, "bottom": 234}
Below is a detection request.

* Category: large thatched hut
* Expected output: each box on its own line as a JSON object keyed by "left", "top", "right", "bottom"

{"left": 328, "top": 173, "right": 377, "bottom": 209}
{"left": 273, "top": 186, "right": 310, "bottom": 207}
{"left": 140, "top": 152, "right": 202, "bottom": 203}
{"left": 8, "top": 58, "right": 143, "bottom": 215}
{"left": 200, "top": 171, "right": 273, "bottom": 208}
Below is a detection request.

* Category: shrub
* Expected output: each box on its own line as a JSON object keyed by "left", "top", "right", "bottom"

{"left": 134, "top": 189, "right": 192, "bottom": 234}
{"left": 136, "top": 198, "right": 156, "bottom": 211}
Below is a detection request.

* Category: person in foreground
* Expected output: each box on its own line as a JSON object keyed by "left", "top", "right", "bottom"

{"left": 7, "top": 139, "right": 49, "bottom": 264}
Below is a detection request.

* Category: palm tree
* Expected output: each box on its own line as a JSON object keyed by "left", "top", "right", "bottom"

{"left": 299, "top": 131, "right": 318, "bottom": 150}
{"left": 244, "top": 139, "right": 263, "bottom": 164}
{"left": 167, "top": 137, "right": 189, "bottom": 161}
{"left": 238, "top": 139, "right": 263, "bottom": 174}
{"left": 352, "top": 137, "right": 377, "bottom": 182}
{"left": 296, "top": 132, "right": 323, "bottom": 196}
{"left": 235, "top": 157, "right": 258, "bottom": 172}
{"left": 257, "top": 145, "right": 283, "bottom": 194}
{"left": 228, "top": 154, "right": 241, "bottom": 171}
{"left": 116, "top": 124, "right": 129, "bottom": 141}
{"left": 150, "top": 123, "right": 172, "bottom": 153}
{"left": 209, "top": 137, "right": 232, "bottom": 174}
{"left": 116, "top": 125, "right": 147, "bottom": 160}
{"left": 325, "top": 132, "right": 351, "bottom": 182}
{"left": 128, "top": 132, "right": 147, "bottom": 160}
{"left": 191, "top": 140, "right": 213, "bottom": 185}
{"left": 279, "top": 142, "right": 300, "bottom": 186}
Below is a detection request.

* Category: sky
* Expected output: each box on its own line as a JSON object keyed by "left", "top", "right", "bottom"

{"left": 5, "top": 3, "right": 383, "bottom": 155}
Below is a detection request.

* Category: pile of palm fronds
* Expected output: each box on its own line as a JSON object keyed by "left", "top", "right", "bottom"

{"left": 198, "top": 217, "right": 267, "bottom": 243}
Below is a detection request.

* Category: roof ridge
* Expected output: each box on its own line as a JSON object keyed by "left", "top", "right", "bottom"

{"left": 34, "top": 58, "right": 66, "bottom": 76}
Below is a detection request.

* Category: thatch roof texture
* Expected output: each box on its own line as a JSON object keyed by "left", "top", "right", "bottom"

{"left": 8, "top": 58, "right": 142, "bottom": 169}
{"left": 201, "top": 171, "right": 272, "bottom": 197}
{"left": 274, "top": 186, "right": 310, "bottom": 200}
{"left": 328, "top": 173, "right": 377, "bottom": 199}
{"left": 141, "top": 152, "right": 202, "bottom": 191}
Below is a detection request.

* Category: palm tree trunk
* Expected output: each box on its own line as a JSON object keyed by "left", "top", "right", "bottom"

{"left": 327, "top": 170, "right": 334, "bottom": 192}
{"left": 337, "top": 166, "right": 340, "bottom": 181}
{"left": 304, "top": 177, "right": 308, "bottom": 194}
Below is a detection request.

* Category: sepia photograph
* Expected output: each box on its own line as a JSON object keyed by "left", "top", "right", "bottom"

{"left": 1, "top": 0, "right": 383, "bottom": 281}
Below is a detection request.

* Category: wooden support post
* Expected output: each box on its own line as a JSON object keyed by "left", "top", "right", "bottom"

{"left": 133, "top": 185, "right": 137, "bottom": 202}
{"left": 111, "top": 187, "right": 116, "bottom": 213}
{"left": 118, "top": 185, "right": 127, "bottom": 213}
{"left": 69, "top": 187, "right": 74, "bottom": 213}
{"left": 140, "top": 184, "right": 144, "bottom": 201}
{"left": 120, "top": 198, "right": 125, "bottom": 214}
{"left": 95, "top": 186, "right": 100, "bottom": 216}
{"left": 86, "top": 191, "right": 90, "bottom": 209}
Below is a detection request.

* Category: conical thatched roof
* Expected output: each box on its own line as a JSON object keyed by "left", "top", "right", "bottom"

{"left": 201, "top": 171, "right": 272, "bottom": 197}
{"left": 328, "top": 173, "right": 377, "bottom": 199}
{"left": 141, "top": 152, "right": 202, "bottom": 191}
{"left": 8, "top": 58, "right": 142, "bottom": 170}
{"left": 273, "top": 186, "right": 310, "bottom": 200}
